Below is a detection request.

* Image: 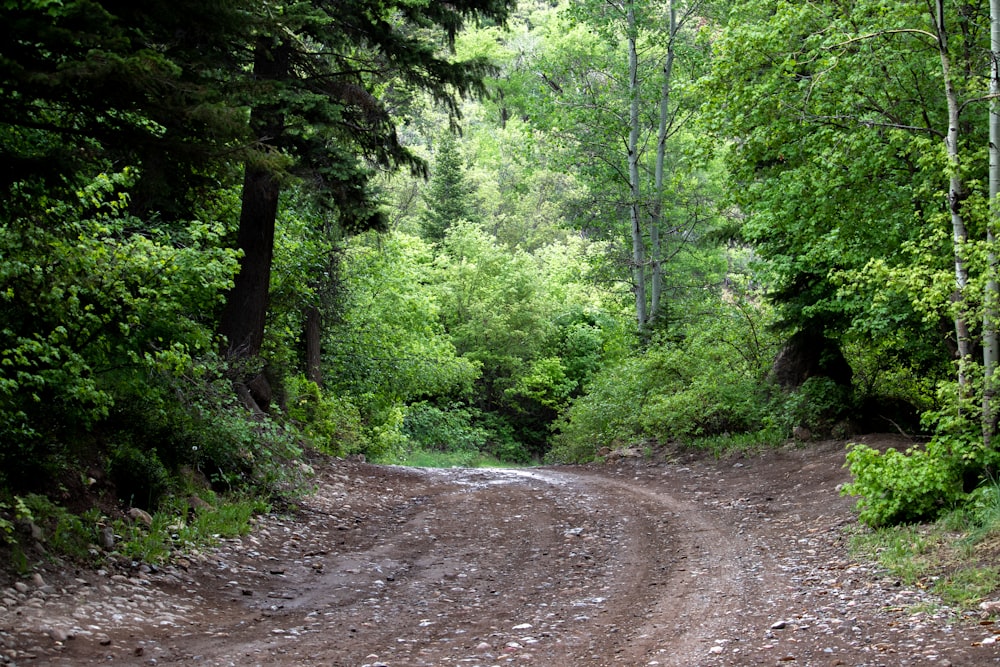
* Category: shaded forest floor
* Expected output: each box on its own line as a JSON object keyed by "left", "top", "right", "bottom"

{"left": 2, "top": 436, "right": 999, "bottom": 666}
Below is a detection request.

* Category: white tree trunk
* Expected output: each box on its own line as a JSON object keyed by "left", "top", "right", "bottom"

{"left": 650, "top": 0, "right": 677, "bottom": 326}
{"left": 936, "top": 0, "right": 973, "bottom": 390}
{"left": 985, "top": 0, "right": 1000, "bottom": 443}
{"left": 627, "top": 1, "right": 646, "bottom": 329}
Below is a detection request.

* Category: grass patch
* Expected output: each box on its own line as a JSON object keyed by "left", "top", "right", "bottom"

{"left": 682, "top": 428, "right": 787, "bottom": 458}
{"left": 935, "top": 566, "right": 1000, "bottom": 608}
{"left": 849, "top": 524, "right": 943, "bottom": 586}
{"left": 114, "top": 494, "right": 268, "bottom": 563}
{"left": 391, "top": 447, "right": 512, "bottom": 468}
{"left": 848, "top": 482, "right": 1000, "bottom": 611}
{"left": 2, "top": 492, "right": 269, "bottom": 569}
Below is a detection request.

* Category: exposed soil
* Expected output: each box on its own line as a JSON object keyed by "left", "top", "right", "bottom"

{"left": 3, "top": 436, "right": 1000, "bottom": 666}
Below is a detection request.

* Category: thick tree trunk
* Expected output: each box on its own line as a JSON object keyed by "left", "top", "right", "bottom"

{"left": 219, "top": 164, "right": 281, "bottom": 359}
{"left": 304, "top": 305, "right": 323, "bottom": 385}
{"left": 985, "top": 0, "right": 1000, "bottom": 445}
{"left": 218, "top": 37, "right": 289, "bottom": 362}
{"left": 626, "top": 2, "right": 646, "bottom": 330}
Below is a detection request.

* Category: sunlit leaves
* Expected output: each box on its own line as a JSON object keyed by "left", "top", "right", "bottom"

{"left": 0, "top": 171, "right": 239, "bottom": 428}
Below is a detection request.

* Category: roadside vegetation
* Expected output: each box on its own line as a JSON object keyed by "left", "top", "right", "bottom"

{"left": 849, "top": 478, "right": 1000, "bottom": 611}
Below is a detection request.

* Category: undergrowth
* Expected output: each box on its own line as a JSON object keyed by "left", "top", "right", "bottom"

{"left": 391, "top": 448, "right": 510, "bottom": 468}
{"left": 1, "top": 492, "right": 268, "bottom": 574}
{"left": 848, "top": 478, "right": 1000, "bottom": 611}
{"left": 682, "top": 428, "right": 788, "bottom": 458}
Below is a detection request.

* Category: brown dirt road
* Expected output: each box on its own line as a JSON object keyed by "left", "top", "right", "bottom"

{"left": 3, "top": 436, "right": 1000, "bottom": 666}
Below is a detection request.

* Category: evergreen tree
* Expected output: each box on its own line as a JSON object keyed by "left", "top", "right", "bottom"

{"left": 420, "top": 132, "right": 477, "bottom": 243}
{"left": 0, "top": 0, "right": 250, "bottom": 218}
{"left": 218, "top": 0, "right": 516, "bottom": 409}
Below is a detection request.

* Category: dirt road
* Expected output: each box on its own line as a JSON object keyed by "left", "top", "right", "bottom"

{"left": 3, "top": 437, "right": 999, "bottom": 666}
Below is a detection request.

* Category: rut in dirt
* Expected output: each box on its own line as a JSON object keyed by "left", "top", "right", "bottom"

{"left": 35, "top": 464, "right": 755, "bottom": 667}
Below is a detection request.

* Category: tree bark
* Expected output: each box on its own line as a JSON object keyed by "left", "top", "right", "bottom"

{"left": 935, "top": 1, "right": 973, "bottom": 391}
{"left": 985, "top": 0, "right": 1000, "bottom": 445}
{"left": 626, "top": 1, "right": 646, "bottom": 331}
{"left": 650, "top": 0, "right": 677, "bottom": 326}
{"left": 218, "top": 37, "right": 290, "bottom": 362}
{"left": 304, "top": 304, "right": 323, "bottom": 385}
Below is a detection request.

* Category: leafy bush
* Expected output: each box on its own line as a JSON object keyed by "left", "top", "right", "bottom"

{"left": 547, "top": 355, "right": 649, "bottom": 462}
{"left": 185, "top": 399, "right": 304, "bottom": 494}
{"left": 18, "top": 494, "right": 97, "bottom": 561}
{"left": 343, "top": 404, "right": 405, "bottom": 462}
{"left": 106, "top": 363, "right": 306, "bottom": 500}
{"left": 773, "top": 376, "right": 853, "bottom": 435}
{"left": 395, "top": 402, "right": 532, "bottom": 464}
{"left": 0, "top": 496, "right": 34, "bottom": 545}
{"left": 479, "top": 414, "right": 531, "bottom": 464}
{"left": 402, "top": 402, "right": 489, "bottom": 453}
{"left": 843, "top": 375, "right": 1000, "bottom": 528}
{"left": 966, "top": 481, "right": 1000, "bottom": 528}
{"left": 843, "top": 441, "right": 964, "bottom": 527}
{"left": 285, "top": 376, "right": 369, "bottom": 456}
{"left": 549, "top": 296, "right": 779, "bottom": 462}
{"left": 0, "top": 171, "right": 239, "bottom": 489}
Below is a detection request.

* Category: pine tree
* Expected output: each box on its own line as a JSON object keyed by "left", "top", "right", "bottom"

{"left": 420, "top": 132, "right": 477, "bottom": 243}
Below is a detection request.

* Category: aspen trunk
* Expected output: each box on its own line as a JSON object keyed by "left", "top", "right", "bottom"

{"left": 935, "top": 1, "right": 973, "bottom": 390}
{"left": 627, "top": 1, "right": 646, "bottom": 330}
{"left": 985, "top": 0, "right": 1000, "bottom": 444}
{"left": 650, "top": 0, "right": 677, "bottom": 326}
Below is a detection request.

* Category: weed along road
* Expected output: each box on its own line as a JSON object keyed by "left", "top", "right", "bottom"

{"left": 2, "top": 438, "right": 995, "bottom": 665}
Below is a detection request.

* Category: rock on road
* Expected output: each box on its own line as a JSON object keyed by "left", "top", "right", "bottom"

{"left": 2, "top": 438, "right": 998, "bottom": 666}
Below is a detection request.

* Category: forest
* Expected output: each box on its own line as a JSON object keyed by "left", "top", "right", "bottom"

{"left": 4, "top": 0, "right": 1000, "bottom": 560}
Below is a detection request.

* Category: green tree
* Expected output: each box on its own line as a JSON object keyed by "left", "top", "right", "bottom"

{"left": 432, "top": 220, "right": 620, "bottom": 455}
{"left": 420, "top": 131, "right": 477, "bottom": 242}
{"left": 700, "top": 0, "right": 965, "bottom": 384}
{"left": 217, "top": 0, "right": 516, "bottom": 409}
{"left": 506, "top": 0, "right": 719, "bottom": 335}
{"left": 0, "top": 0, "right": 250, "bottom": 219}
{"left": 321, "top": 230, "right": 480, "bottom": 457}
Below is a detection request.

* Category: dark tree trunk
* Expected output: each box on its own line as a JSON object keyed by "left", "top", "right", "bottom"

{"left": 218, "top": 37, "right": 289, "bottom": 362}
{"left": 304, "top": 305, "right": 323, "bottom": 385}
{"left": 219, "top": 165, "right": 281, "bottom": 359}
{"left": 771, "top": 330, "right": 853, "bottom": 389}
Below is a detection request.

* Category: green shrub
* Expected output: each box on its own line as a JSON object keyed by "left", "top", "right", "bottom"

{"left": 0, "top": 173, "right": 240, "bottom": 490}
{"left": 843, "top": 441, "right": 964, "bottom": 527}
{"left": 966, "top": 481, "right": 1000, "bottom": 527}
{"left": 18, "top": 494, "right": 97, "bottom": 561}
{"left": 481, "top": 417, "right": 531, "bottom": 464}
{"left": 548, "top": 296, "right": 779, "bottom": 462}
{"left": 402, "top": 402, "right": 489, "bottom": 453}
{"left": 548, "top": 355, "right": 650, "bottom": 461}
{"left": 775, "top": 376, "right": 852, "bottom": 434}
{"left": 843, "top": 375, "right": 1000, "bottom": 528}
{"left": 107, "top": 364, "right": 306, "bottom": 498}
{"left": 285, "top": 376, "right": 369, "bottom": 455}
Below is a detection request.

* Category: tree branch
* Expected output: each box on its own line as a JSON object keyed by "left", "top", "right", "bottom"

{"left": 825, "top": 28, "right": 938, "bottom": 49}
